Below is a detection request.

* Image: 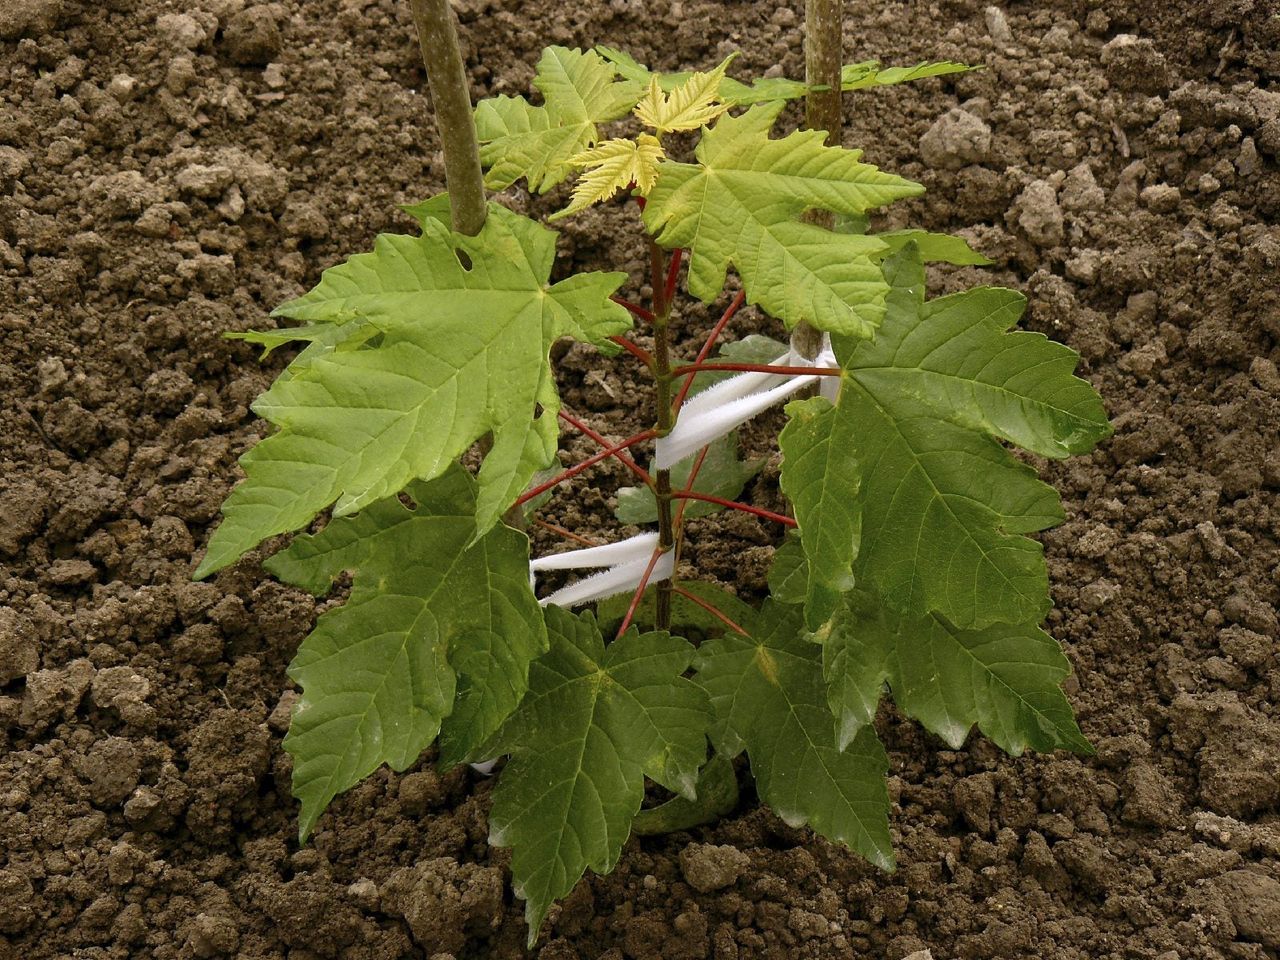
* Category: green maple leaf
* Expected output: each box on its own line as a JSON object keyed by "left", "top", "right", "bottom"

{"left": 839, "top": 59, "right": 974, "bottom": 91}
{"left": 695, "top": 601, "right": 894, "bottom": 870}
{"left": 489, "top": 607, "right": 710, "bottom": 943}
{"left": 194, "top": 203, "right": 629, "bottom": 578}
{"left": 815, "top": 589, "right": 1090, "bottom": 755}
{"left": 614, "top": 431, "right": 763, "bottom": 524}
{"left": 765, "top": 535, "right": 810, "bottom": 606}
{"left": 475, "top": 46, "right": 642, "bottom": 193}
{"left": 778, "top": 396, "right": 860, "bottom": 630}
{"left": 781, "top": 246, "right": 1111, "bottom": 629}
{"left": 264, "top": 465, "right": 547, "bottom": 841}
{"left": 643, "top": 102, "right": 922, "bottom": 337}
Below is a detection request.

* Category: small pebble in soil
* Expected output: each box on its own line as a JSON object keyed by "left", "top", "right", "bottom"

{"left": 983, "top": 6, "right": 1011, "bottom": 44}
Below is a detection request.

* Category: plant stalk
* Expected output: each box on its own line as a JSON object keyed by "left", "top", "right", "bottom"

{"left": 409, "top": 0, "right": 487, "bottom": 236}
{"left": 793, "top": 0, "right": 845, "bottom": 361}
{"left": 650, "top": 241, "right": 676, "bottom": 631}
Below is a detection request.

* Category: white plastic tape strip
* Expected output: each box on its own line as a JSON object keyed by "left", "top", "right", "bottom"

{"left": 530, "top": 532, "right": 673, "bottom": 609}
{"left": 656, "top": 341, "right": 839, "bottom": 468}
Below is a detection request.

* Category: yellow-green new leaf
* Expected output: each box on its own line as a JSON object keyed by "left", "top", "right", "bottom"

{"left": 475, "top": 47, "right": 643, "bottom": 193}
{"left": 553, "top": 134, "right": 664, "bottom": 219}
{"left": 194, "top": 204, "right": 629, "bottom": 578}
{"left": 490, "top": 608, "right": 711, "bottom": 944}
{"left": 643, "top": 103, "right": 922, "bottom": 337}
{"left": 265, "top": 466, "right": 547, "bottom": 841}
{"left": 634, "top": 58, "right": 732, "bottom": 134}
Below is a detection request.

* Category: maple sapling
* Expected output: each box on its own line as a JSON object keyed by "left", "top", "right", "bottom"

{"left": 195, "top": 14, "right": 1112, "bottom": 947}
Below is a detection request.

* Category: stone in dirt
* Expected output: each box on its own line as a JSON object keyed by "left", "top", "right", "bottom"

{"left": 983, "top": 6, "right": 1011, "bottom": 44}
{"left": 919, "top": 108, "right": 992, "bottom": 170}
{"left": 679, "top": 843, "right": 751, "bottom": 893}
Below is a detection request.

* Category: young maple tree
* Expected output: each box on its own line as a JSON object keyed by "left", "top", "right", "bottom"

{"left": 195, "top": 15, "right": 1111, "bottom": 945}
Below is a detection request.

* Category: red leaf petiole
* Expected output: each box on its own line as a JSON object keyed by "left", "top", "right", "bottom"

{"left": 663, "top": 248, "right": 684, "bottom": 305}
{"left": 611, "top": 295, "right": 656, "bottom": 324}
{"left": 671, "top": 362, "right": 842, "bottom": 378}
{"left": 609, "top": 335, "right": 654, "bottom": 366}
{"left": 516, "top": 428, "right": 657, "bottom": 507}
{"left": 671, "top": 585, "right": 750, "bottom": 636}
{"left": 557, "top": 410, "right": 654, "bottom": 486}
{"left": 672, "top": 290, "right": 746, "bottom": 413}
{"left": 615, "top": 544, "right": 667, "bottom": 639}
{"left": 671, "top": 491, "right": 797, "bottom": 527}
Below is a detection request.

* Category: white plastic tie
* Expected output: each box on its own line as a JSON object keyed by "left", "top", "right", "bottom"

{"left": 530, "top": 532, "right": 674, "bottom": 609}
{"left": 656, "top": 339, "right": 839, "bottom": 468}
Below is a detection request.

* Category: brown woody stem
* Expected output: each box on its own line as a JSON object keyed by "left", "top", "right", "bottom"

{"left": 409, "top": 0, "right": 487, "bottom": 236}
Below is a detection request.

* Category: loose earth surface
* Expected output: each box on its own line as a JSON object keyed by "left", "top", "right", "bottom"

{"left": 1, "top": 0, "right": 1279, "bottom": 958}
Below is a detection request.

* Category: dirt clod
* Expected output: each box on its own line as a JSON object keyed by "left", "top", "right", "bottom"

{"left": 76, "top": 736, "right": 142, "bottom": 807}
{"left": 381, "top": 858, "right": 506, "bottom": 954}
{"left": 680, "top": 843, "right": 751, "bottom": 893}
{"left": 0, "top": 869, "right": 37, "bottom": 934}
{"left": 0, "top": 608, "right": 38, "bottom": 684}
{"left": 918, "top": 107, "right": 991, "bottom": 170}
{"left": 1211, "top": 870, "right": 1280, "bottom": 949}
{"left": 221, "top": 7, "right": 282, "bottom": 66}
{"left": 0, "top": 0, "right": 66, "bottom": 41}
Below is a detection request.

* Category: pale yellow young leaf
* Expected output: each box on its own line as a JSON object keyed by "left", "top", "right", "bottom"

{"left": 551, "top": 134, "right": 665, "bottom": 220}
{"left": 634, "top": 58, "right": 732, "bottom": 135}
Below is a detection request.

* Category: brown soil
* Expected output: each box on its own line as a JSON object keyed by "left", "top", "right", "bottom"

{"left": 2, "top": 0, "right": 1279, "bottom": 958}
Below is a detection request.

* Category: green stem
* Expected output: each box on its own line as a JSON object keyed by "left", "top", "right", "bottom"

{"left": 650, "top": 240, "right": 676, "bottom": 632}
{"left": 408, "top": 0, "right": 487, "bottom": 236}
{"left": 793, "top": 0, "right": 845, "bottom": 362}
